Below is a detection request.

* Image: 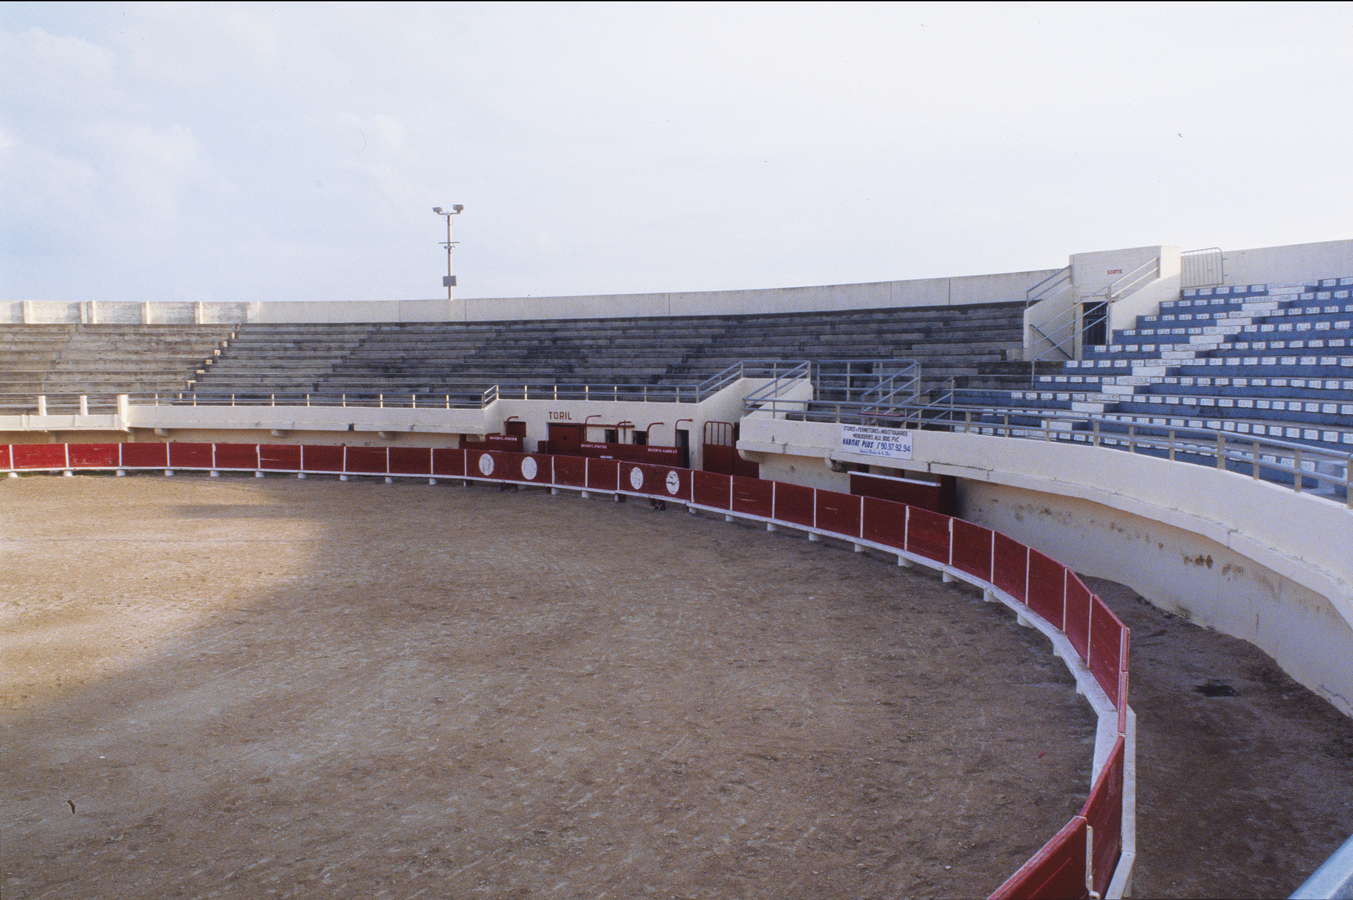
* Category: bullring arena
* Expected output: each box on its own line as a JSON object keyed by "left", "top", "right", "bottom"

{"left": 3, "top": 240, "right": 1353, "bottom": 899}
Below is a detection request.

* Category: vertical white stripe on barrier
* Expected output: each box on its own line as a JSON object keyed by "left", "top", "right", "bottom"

{"left": 904, "top": 504, "right": 911, "bottom": 550}
{"left": 947, "top": 516, "right": 954, "bottom": 566}
{"left": 1024, "top": 546, "right": 1031, "bottom": 604}
{"left": 64, "top": 442, "right": 70, "bottom": 469}
{"left": 858, "top": 496, "right": 864, "bottom": 540}
{"left": 1061, "top": 567, "right": 1069, "bottom": 629}
{"left": 1086, "top": 592, "right": 1094, "bottom": 671}
{"left": 728, "top": 476, "right": 733, "bottom": 511}
{"left": 770, "top": 479, "right": 776, "bottom": 519}
{"left": 812, "top": 489, "right": 818, "bottom": 529}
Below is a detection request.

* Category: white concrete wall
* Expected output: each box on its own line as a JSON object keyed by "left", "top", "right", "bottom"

{"left": 1222, "top": 239, "right": 1353, "bottom": 286}
{"left": 737, "top": 415, "right": 1353, "bottom": 714}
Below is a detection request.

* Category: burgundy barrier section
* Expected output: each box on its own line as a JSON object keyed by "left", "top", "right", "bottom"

{"left": 388, "top": 447, "right": 432, "bottom": 476}
{"left": 1089, "top": 595, "right": 1125, "bottom": 708}
{"left": 551, "top": 454, "right": 587, "bottom": 488}
{"left": 169, "top": 442, "right": 215, "bottom": 470}
{"left": 624, "top": 463, "right": 691, "bottom": 503}
{"left": 952, "top": 519, "right": 994, "bottom": 582}
{"left": 302, "top": 444, "right": 345, "bottom": 473}
{"left": 586, "top": 457, "right": 619, "bottom": 493}
{"left": 509, "top": 454, "right": 547, "bottom": 484}
{"left": 692, "top": 470, "right": 732, "bottom": 510}
{"left": 1064, "top": 575, "right": 1093, "bottom": 664}
{"left": 12, "top": 443, "right": 67, "bottom": 469}
{"left": 0, "top": 445, "right": 10, "bottom": 469}
{"left": 481, "top": 434, "right": 524, "bottom": 452}
{"left": 67, "top": 443, "right": 120, "bottom": 469}
{"left": 861, "top": 496, "right": 906, "bottom": 549}
{"left": 346, "top": 446, "right": 389, "bottom": 475}
{"left": 989, "top": 817, "right": 1090, "bottom": 900}
{"left": 466, "top": 449, "right": 508, "bottom": 481}
{"left": 815, "top": 490, "right": 862, "bottom": 539}
{"left": 773, "top": 481, "right": 815, "bottom": 528}
{"left": 260, "top": 444, "right": 302, "bottom": 472}
{"left": 850, "top": 471, "right": 942, "bottom": 513}
{"left": 121, "top": 442, "right": 169, "bottom": 468}
{"left": 431, "top": 447, "right": 466, "bottom": 478}
{"left": 906, "top": 506, "right": 951, "bottom": 565}
{"left": 993, "top": 533, "right": 1029, "bottom": 603}
{"left": 1027, "top": 550, "right": 1067, "bottom": 631}
{"left": 731, "top": 475, "right": 774, "bottom": 518}
{"left": 1082, "top": 736, "right": 1126, "bottom": 899}
{"left": 213, "top": 443, "right": 258, "bottom": 471}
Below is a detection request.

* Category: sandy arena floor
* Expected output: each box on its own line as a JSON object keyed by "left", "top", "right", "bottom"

{"left": 2, "top": 475, "right": 1098, "bottom": 900}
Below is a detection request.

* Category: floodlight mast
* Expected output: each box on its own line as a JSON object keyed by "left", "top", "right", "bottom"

{"left": 433, "top": 205, "right": 463, "bottom": 301}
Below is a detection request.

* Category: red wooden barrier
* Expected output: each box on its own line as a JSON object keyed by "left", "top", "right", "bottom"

{"left": 551, "top": 454, "right": 587, "bottom": 488}
{"left": 815, "top": 490, "right": 862, "bottom": 538}
{"left": 624, "top": 463, "right": 690, "bottom": 502}
{"left": 213, "top": 443, "right": 258, "bottom": 470}
{"left": 906, "top": 506, "right": 951, "bottom": 564}
{"left": 731, "top": 475, "right": 774, "bottom": 518}
{"left": 773, "top": 481, "right": 814, "bottom": 528}
{"left": 121, "top": 442, "right": 169, "bottom": 468}
{"left": 346, "top": 446, "right": 389, "bottom": 475}
{"left": 989, "top": 816, "right": 1090, "bottom": 900}
{"left": 993, "top": 533, "right": 1029, "bottom": 603}
{"left": 0, "top": 445, "right": 10, "bottom": 470}
{"left": 431, "top": 447, "right": 466, "bottom": 478}
{"left": 1089, "top": 595, "right": 1125, "bottom": 707}
{"left": 586, "top": 457, "right": 619, "bottom": 493}
{"left": 67, "top": 443, "right": 120, "bottom": 468}
{"left": 952, "top": 519, "right": 994, "bottom": 582}
{"left": 1027, "top": 550, "right": 1066, "bottom": 631}
{"left": 1082, "top": 736, "right": 1125, "bottom": 899}
{"left": 692, "top": 470, "right": 732, "bottom": 510}
{"left": 861, "top": 496, "right": 907, "bottom": 549}
{"left": 388, "top": 447, "right": 432, "bottom": 476}
{"left": 302, "top": 444, "right": 345, "bottom": 473}
{"left": 1064, "top": 575, "right": 1093, "bottom": 664}
{"left": 12, "top": 443, "right": 67, "bottom": 469}
{"left": 259, "top": 444, "right": 302, "bottom": 472}
{"left": 169, "top": 442, "right": 215, "bottom": 469}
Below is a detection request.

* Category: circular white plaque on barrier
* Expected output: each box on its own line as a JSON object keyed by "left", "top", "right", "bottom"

{"left": 478, "top": 453, "right": 495, "bottom": 476}
{"left": 521, "top": 457, "right": 538, "bottom": 481}
{"left": 666, "top": 470, "right": 680, "bottom": 495}
{"left": 629, "top": 467, "right": 645, "bottom": 491}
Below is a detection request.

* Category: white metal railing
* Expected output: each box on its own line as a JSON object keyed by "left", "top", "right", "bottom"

{"left": 1109, "top": 256, "right": 1161, "bottom": 300}
{"left": 1182, "top": 247, "right": 1225, "bottom": 289}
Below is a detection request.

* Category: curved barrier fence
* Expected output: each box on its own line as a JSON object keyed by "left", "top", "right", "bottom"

{"left": 3, "top": 441, "right": 1134, "bottom": 899}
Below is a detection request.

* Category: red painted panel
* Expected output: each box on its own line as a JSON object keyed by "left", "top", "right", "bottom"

{"left": 1089, "top": 595, "right": 1125, "bottom": 708}
{"left": 169, "top": 443, "right": 215, "bottom": 469}
{"left": 67, "top": 443, "right": 120, "bottom": 468}
{"left": 850, "top": 472, "right": 941, "bottom": 511}
{"left": 861, "top": 496, "right": 906, "bottom": 549}
{"left": 815, "top": 490, "right": 862, "bottom": 538}
{"left": 1027, "top": 551, "right": 1066, "bottom": 631}
{"left": 1064, "top": 575, "right": 1093, "bottom": 664}
{"left": 499, "top": 453, "right": 546, "bottom": 483}
{"left": 585, "top": 457, "right": 619, "bottom": 492}
{"left": 989, "top": 816, "right": 1089, "bottom": 900}
{"left": 624, "top": 463, "right": 689, "bottom": 501}
{"left": 12, "top": 443, "right": 66, "bottom": 469}
{"left": 258, "top": 444, "right": 300, "bottom": 472}
{"left": 431, "top": 447, "right": 466, "bottom": 477}
{"left": 0, "top": 445, "right": 10, "bottom": 470}
{"left": 731, "top": 476, "right": 774, "bottom": 518}
{"left": 994, "top": 533, "right": 1028, "bottom": 603}
{"left": 388, "top": 447, "right": 432, "bottom": 476}
{"left": 1081, "top": 737, "right": 1125, "bottom": 898}
{"left": 259, "top": 444, "right": 302, "bottom": 472}
{"left": 120, "top": 442, "right": 170, "bottom": 468}
{"left": 214, "top": 443, "right": 258, "bottom": 470}
{"left": 302, "top": 444, "right": 345, "bottom": 473}
{"left": 552, "top": 454, "right": 587, "bottom": 487}
{"left": 467, "top": 449, "right": 509, "bottom": 480}
{"left": 483, "top": 434, "right": 524, "bottom": 452}
{"left": 906, "top": 506, "right": 951, "bottom": 564}
{"left": 773, "top": 481, "right": 814, "bottom": 528}
{"left": 345, "top": 446, "right": 388, "bottom": 474}
{"left": 659, "top": 467, "right": 691, "bottom": 503}
{"left": 620, "top": 463, "right": 654, "bottom": 496}
{"left": 951, "top": 519, "right": 993, "bottom": 581}
{"left": 692, "top": 470, "right": 731, "bottom": 510}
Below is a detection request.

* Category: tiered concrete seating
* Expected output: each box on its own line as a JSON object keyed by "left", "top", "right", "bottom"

{"left": 189, "top": 302, "right": 1035, "bottom": 401}
{"left": 0, "top": 324, "right": 232, "bottom": 412}
{"left": 1027, "top": 278, "right": 1353, "bottom": 453}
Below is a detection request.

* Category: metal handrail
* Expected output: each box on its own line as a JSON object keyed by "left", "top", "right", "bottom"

{"left": 1109, "top": 256, "right": 1161, "bottom": 300}
{"left": 1026, "top": 266, "right": 1072, "bottom": 305}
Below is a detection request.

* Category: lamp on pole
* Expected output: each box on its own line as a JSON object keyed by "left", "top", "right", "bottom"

{"left": 432, "top": 205, "right": 463, "bottom": 300}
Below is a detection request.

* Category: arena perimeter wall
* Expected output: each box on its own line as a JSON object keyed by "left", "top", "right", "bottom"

{"left": 3, "top": 441, "right": 1135, "bottom": 900}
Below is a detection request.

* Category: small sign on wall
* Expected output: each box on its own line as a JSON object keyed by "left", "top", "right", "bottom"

{"left": 840, "top": 424, "right": 913, "bottom": 461}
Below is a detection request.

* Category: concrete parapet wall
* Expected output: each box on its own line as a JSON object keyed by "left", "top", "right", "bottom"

{"left": 1222, "top": 239, "right": 1353, "bottom": 286}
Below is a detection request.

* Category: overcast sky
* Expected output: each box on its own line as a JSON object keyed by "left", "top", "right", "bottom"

{"left": 2, "top": 2, "right": 1351, "bottom": 306}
